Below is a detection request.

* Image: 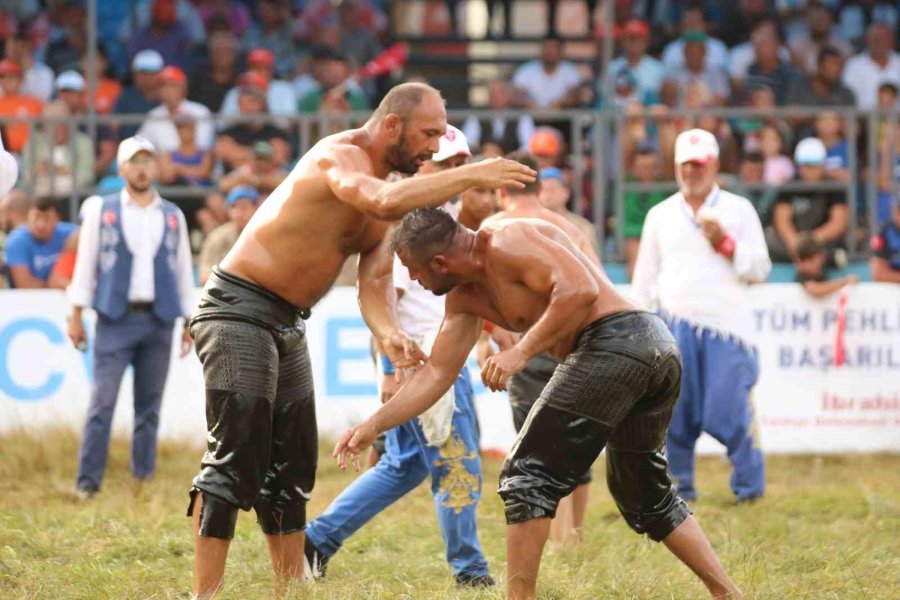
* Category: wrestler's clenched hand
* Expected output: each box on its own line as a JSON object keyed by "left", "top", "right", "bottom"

{"left": 481, "top": 346, "right": 528, "bottom": 392}
{"left": 333, "top": 420, "right": 378, "bottom": 471}
{"left": 381, "top": 329, "right": 426, "bottom": 371}
{"left": 471, "top": 158, "right": 537, "bottom": 190}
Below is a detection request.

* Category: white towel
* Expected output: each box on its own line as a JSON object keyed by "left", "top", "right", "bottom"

{"left": 416, "top": 332, "right": 456, "bottom": 446}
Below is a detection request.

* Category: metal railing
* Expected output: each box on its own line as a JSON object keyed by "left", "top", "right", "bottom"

{"left": 2, "top": 105, "right": 897, "bottom": 261}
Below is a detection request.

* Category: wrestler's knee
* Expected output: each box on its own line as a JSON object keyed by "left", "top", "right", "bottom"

{"left": 188, "top": 487, "right": 240, "bottom": 540}
{"left": 498, "top": 457, "right": 570, "bottom": 525}
{"left": 254, "top": 497, "right": 307, "bottom": 536}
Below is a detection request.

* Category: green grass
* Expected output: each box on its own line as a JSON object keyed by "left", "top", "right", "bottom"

{"left": 1, "top": 429, "right": 898, "bottom": 599}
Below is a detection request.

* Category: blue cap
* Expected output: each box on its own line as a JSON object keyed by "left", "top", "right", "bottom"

{"left": 540, "top": 167, "right": 564, "bottom": 182}
{"left": 226, "top": 186, "right": 259, "bottom": 206}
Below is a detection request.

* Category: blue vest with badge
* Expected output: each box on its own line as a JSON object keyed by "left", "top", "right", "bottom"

{"left": 93, "top": 193, "right": 183, "bottom": 322}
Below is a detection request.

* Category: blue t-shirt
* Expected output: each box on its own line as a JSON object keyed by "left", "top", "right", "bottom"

{"left": 824, "top": 140, "right": 849, "bottom": 172}
{"left": 4, "top": 222, "right": 78, "bottom": 284}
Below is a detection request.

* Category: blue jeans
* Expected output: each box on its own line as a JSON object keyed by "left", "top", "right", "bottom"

{"left": 76, "top": 312, "right": 174, "bottom": 491}
{"left": 663, "top": 314, "right": 765, "bottom": 500}
{"left": 306, "top": 369, "right": 489, "bottom": 577}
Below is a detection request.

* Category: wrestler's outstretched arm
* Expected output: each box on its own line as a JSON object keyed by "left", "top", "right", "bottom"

{"left": 334, "top": 306, "right": 481, "bottom": 470}
{"left": 320, "top": 144, "right": 535, "bottom": 221}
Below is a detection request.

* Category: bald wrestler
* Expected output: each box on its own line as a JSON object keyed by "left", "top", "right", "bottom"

{"left": 187, "top": 83, "right": 535, "bottom": 599}
{"left": 334, "top": 208, "right": 743, "bottom": 600}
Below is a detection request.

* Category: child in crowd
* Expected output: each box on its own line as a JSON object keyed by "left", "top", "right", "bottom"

{"left": 813, "top": 111, "right": 850, "bottom": 183}
{"left": 158, "top": 112, "right": 213, "bottom": 186}
{"left": 760, "top": 124, "right": 795, "bottom": 186}
{"left": 794, "top": 233, "right": 857, "bottom": 297}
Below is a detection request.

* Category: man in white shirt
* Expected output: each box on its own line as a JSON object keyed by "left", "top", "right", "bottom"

{"left": 632, "top": 129, "right": 771, "bottom": 504}
{"left": 67, "top": 136, "right": 195, "bottom": 500}
{"left": 138, "top": 66, "right": 214, "bottom": 154}
{"left": 604, "top": 19, "right": 664, "bottom": 105}
{"left": 660, "top": 6, "right": 730, "bottom": 73}
{"left": 219, "top": 48, "right": 297, "bottom": 122}
{"left": 6, "top": 26, "right": 53, "bottom": 102}
{"left": 511, "top": 35, "right": 583, "bottom": 109}
{"left": 842, "top": 22, "right": 900, "bottom": 110}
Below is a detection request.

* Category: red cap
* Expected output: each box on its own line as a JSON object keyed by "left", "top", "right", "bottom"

{"left": 528, "top": 129, "right": 560, "bottom": 157}
{"left": 238, "top": 70, "right": 269, "bottom": 91}
{"left": 152, "top": 0, "right": 177, "bottom": 26}
{"left": 159, "top": 65, "right": 187, "bottom": 84}
{"left": 621, "top": 19, "right": 650, "bottom": 38}
{"left": 0, "top": 59, "right": 22, "bottom": 76}
{"left": 593, "top": 23, "right": 621, "bottom": 39}
{"left": 247, "top": 48, "right": 275, "bottom": 68}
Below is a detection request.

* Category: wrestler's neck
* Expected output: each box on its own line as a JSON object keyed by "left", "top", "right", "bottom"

{"left": 502, "top": 194, "right": 542, "bottom": 213}
{"left": 456, "top": 229, "right": 488, "bottom": 282}
{"left": 683, "top": 186, "right": 714, "bottom": 213}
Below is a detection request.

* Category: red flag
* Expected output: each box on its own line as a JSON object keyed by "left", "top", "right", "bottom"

{"left": 833, "top": 292, "right": 848, "bottom": 367}
{"left": 357, "top": 43, "right": 409, "bottom": 80}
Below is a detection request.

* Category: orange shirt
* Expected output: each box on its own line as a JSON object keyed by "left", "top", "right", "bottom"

{"left": 93, "top": 78, "right": 122, "bottom": 114}
{"left": 0, "top": 94, "right": 44, "bottom": 153}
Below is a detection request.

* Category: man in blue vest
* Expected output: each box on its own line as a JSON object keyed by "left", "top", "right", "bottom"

{"left": 67, "top": 135, "right": 196, "bottom": 500}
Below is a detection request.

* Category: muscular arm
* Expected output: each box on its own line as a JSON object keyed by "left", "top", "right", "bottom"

{"left": 812, "top": 203, "right": 849, "bottom": 246}
{"left": 321, "top": 145, "right": 534, "bottom": 221}
{"left": 870, "top": 257, "right": 900, "bottom": 283}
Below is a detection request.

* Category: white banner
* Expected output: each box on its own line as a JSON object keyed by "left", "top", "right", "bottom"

{"left": 0, "top": 285, "right": 898, "bottom": 454}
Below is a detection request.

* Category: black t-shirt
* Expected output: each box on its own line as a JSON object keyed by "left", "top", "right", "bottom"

{"left": 219, "top": 122, "right": 288, "bottom": 147}
{"left": 775, "top": 189, "right": 845, "bottom": 233}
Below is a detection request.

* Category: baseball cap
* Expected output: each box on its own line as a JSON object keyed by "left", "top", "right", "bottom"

{"left": 132, "top": 49, "right": 164, "bottom": 73}
{"left": 431, "top": 125, "right": 471, "bottom": 162}
{"left": 226, "top": 185, "right": 260, "bottom": 206}
{"left": 794, "top": 137, "right": 827, "bottom": 166}
{"left": 0, "top": 59, "right": 22, "bottom": 76}
{"left": 247, "top": 48, "right": 275, "bottom": 68}
{"left": 239, "top": 70, "right": 269, "bottom": 94}
{"left": 540, "top": 167, "right": 564, "bottom": 182}
{"left": 528, "top": 128, "right": 561, "bottom": 157}
{"left": 117, "top": 136, "right": 156, "bottom": 164}
{"left": 674, "top": 128, "right": 719, "bottom": 165}
{"left": 621, "top": 19, "right": 649, "bottom": 38}
{"left": 55, "top": 70, "right": 85, "bottom": 92}
{"left": 159, "top": 65, "right": 187, "bottom": 84}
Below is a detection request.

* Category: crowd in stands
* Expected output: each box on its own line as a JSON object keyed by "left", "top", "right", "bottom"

{"left": 0, "top": 0, "right": 897, "bottom": 290}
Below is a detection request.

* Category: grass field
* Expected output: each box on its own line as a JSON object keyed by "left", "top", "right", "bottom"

{"left": 1, "top": 429, "right": 898, "bottom": 600}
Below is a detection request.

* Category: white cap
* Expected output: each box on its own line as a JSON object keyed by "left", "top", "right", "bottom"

{"left": 55, "top": 70, "right": 85, "bottom": 91}
{"left": 674, "top": 128, "right": 719, "bottom": 165}
{"left": 431, "top": 125, "right": 472, "bottom": 163}
{"left": 132, "top": 49, "right": 164, "bottom": 73}
{"left": 116, "top": 135, "right": 157, "bottom": 165}
{"left": 794, "top": 137, "right": 827, "bottom": 166}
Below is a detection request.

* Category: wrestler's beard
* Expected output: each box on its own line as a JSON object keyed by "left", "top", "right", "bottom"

{"left": 386, "top": 133, "right": 432, "bottom": 175}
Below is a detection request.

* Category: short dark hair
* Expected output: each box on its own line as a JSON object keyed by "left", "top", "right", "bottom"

{"left": 371, "top": 82, "right": 443, "bottom": 125}
{"left": 503, "top": 151, "right": 540, "bottom": 195}
{"left": 795, "top": 233, "right": 823, "bottom": 260}
{"left": 33, "top": 197, "right": 60, "bottom": 213}
{"left": 391, "top": 208, "right": 460, "bottom": 260}
{"left": 742, "top": 151, "right": 765, "bottom": 164}
{"left": 817, "top": 45, "right": 843, "bottom": 64}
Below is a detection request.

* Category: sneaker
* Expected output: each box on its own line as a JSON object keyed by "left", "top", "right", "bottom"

{"left": 303, "top": 536, "right": 329, "bottom": 580}
{"left": 455, "top": 573, "right": 495, "bottom": 588}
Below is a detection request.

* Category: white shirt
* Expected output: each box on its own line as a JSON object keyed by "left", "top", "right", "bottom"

{"left": 68, "top": 190, "right": 196, "bottom": 317}
{"left": 842, "top": 51, "right": 900, "bottom": 110}
{"left": 607, "top": 55, "right": 665, "bottom": 97}
{"left": 219, "top": 79, "right": 298, "bottom": 121}
{"left": 661, "top": 37, "right": 730, "bottom": 73}
{"left": 729, "top": 43, "right": 792, "bottom": 80}
{"left": 631, "top": 186, "right": 771, "bottom": 343}
{"left": 511, "top": 60, "right": 583, "bottom": 108}
{"left": 0, "top": 130, "right": 18, "bottom": 198}
{"left": 137, "top": 100, "right": 214, "bottom": 153}
{"left": 21, "top": 62, "right": 54, "bottom": 102}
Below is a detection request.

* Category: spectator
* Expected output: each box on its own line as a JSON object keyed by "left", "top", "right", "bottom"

{"left": 603, "top": 19, "right": 663, "bottom": 106}
{"left": 661, "top": 6, "right": 730, "bottom": 73}
{"left": 794, "top": 233, "right": 857, "bottom": 297}
{"left": 215, "top": 75, "right": 290, "bottom": 171}
{"left": 462, "top": 78, "right": 535, "bottom": 154}
{"left": 195, "top": 0, "right": 252, "bottom": 36}
{"left": 113, "top": 50, "right": 163, "bottom": 140}
{"left": 243, "top": 0, "right": 299, "bottom": 79}
{"left": 784, "top": 45, "right": 856, "bottom": 109}
{"left": 760, "top": 125, "right": 795, "bottom": 186}
{"left": 199, "top": 185, "right": 259, "bottom": 283}
{"left": 296, "top": 0, "right": 388, "bottom": 44}
{"left": 743, "top": 21, "right": 803, "bottom": 104}
{"left": 5, "top": 23, "right": 53, "bottom": 101}
{"left": 814, "top": 111, "right": 850, "bottom": 182}
{"left": 220, "top": 47, "right": 297, "bottom": 121}
{"left": 527, "top": 127, "right": 562, "bottom": 170}
{"left": 126, "top": 0, "right": 195, "bottom": 71}
{"left": 187, "top": 32, "right": 239, "bottom": 114}
{"left": 0, "top": 189, "right": 30, "bottom": 237}
{"left": 732, "top": 151, "right": 777, "bottom": 225}
{"left": 457, "top": 157, "right": 499, "bottom": 230}
{"left": 44, "top": 18, "right": 86, "bottom": 73}
{"left": 734, "top": 83, "right": 780, "bottom": 155}
{"left": 720, "top": 0, "right": 775, "bottom": 47}
{"left": 67, "top": 135, "right": 195, "bottom": 501}
{"left": 870, "top": 199, "right": 900, "bottom": 283}
{"left": 769, "top": 137, "right": 848, "bottom": 262}
{"left": 538, "top": 166, "right": 597, "bottom": 253}
{"left": 335, "top": 0, "right": 383, "bottom": 74}
{"left": 297, "top": 50, "right": 368, "bottom": 113}
{"left": 661, "top": 31, "right": 731, "bottom": 107}
{"left": 729, "top": 19, "right": 792, "bottom": 87}
{"left": 837, "top": 1, "right": 898, "bottom": 48}
{"left": 842, "top": 22, "right": 900, "bottom": 111}
{"left": 219, "top": 140, "right": 285, "bottom": 195}
{"left": 4, "top": 196, "right": 77, "bottom": 289}
{"left": 79, "top": 46, "right": 123, "bottom": 114}
{"left": 788, "top": 3, "right": 853, "bottom": 76}
{"left": 22, "top": 101, "right": 94, "bottom": 199}
{"left": 0, "top": 59, "right": 43, "bottom": 154}
{"left": 195, "top": 190, "right": 229, "bottom": 237}
{"left": 52, "top": 70, "right": 118, "bottom": 181}
{"left": 120, "top": 0, "right": 206, "bottom": 47}
{"left": 547, "top": 0, "right": 598, "bottom": 36}
{"left": 157, "top": 112, "right": 213, "bottom": 186}
{"left": 623, "top": 146, "right": 668, "bottom": 278}
{"left": 138, "top": 66, "right": 214, "bottom": 154}
{"left": 512, "top": 35, "right": 582, "bottom": 109}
